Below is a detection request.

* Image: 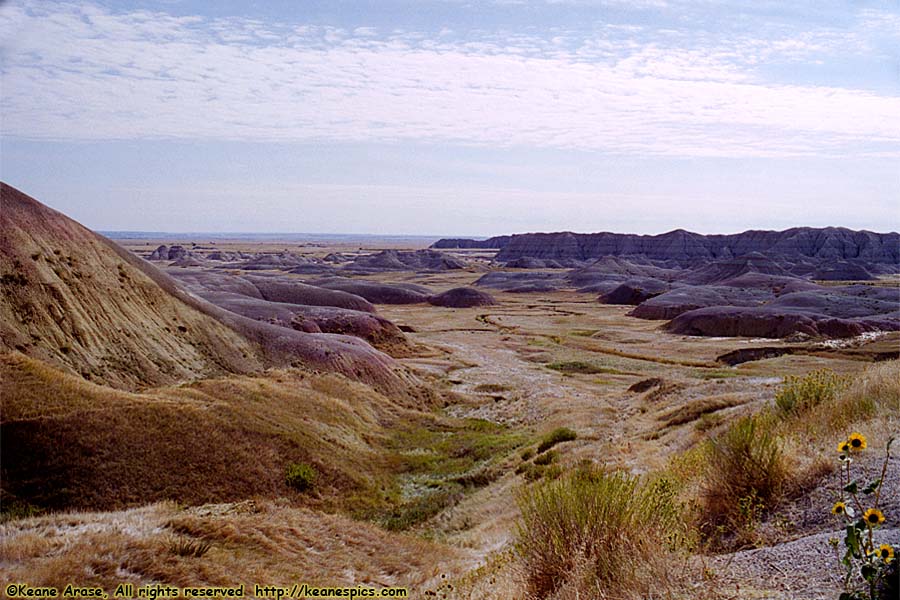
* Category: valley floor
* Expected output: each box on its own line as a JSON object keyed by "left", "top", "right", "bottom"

{"left": 3, "top": 266, "right": 898, "bottom": 600}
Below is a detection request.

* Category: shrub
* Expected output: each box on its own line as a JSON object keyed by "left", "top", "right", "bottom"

{"left": 516, "top": 466, "right": 689, "bottom": 598}
{"left": 537, "top": 427, "right": 577, "bottom": 454}
{"left": 285, "top": 462, "right": 317, "bottom": 492}
{"left": 700, "top": 414, "right": 787, "bottom": 547}
{"left": 520, "top": 448, "right": 535, "bottom": 461}
{"left": 775, "top": 369, "right": 847, "bottom": 416}
{"left": 533, "top": 450, "right": 557, "bottom": 466}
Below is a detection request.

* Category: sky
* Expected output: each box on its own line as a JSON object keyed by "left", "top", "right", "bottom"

{"left": 1, "top": 0, "right": 898, "bottom": 236}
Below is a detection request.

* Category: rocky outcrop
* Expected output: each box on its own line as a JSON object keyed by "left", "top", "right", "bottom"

{"left": 666, "top": 306, "right": 899, "bottom": 339}
{"left": 345, "top": 249, "right": 468, "bottom": 273}
{"left": 431, "top": 236, "right": 511, "bottom": 249}
{"left": 492, "top": 228, "right": 900, "bottom": 267}
{"left": 148, "top": 244, "right": 193, "bottom": 261}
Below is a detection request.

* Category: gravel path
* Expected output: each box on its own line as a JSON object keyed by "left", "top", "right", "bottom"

{"left": 710, "top": 527, "right": 899, "bottom": 599}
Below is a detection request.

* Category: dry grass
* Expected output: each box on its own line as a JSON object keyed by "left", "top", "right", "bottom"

{"left": 793, "top": 360, "right": 900, "bottom": 434}
{"left": 657, "top": 394, "right": 746, "bottom": 428}
{"left": 516, "top": 465, "right": 691, "bottom": 599}
{"left": 699, "top": 414, "right": 788, "bottom": 550}
{"left": 0, "top": 500, "right": 468, "bottom": 592}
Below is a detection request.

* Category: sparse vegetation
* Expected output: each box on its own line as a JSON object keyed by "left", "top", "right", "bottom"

{"left": 537, "top": 427, "right": 577, "bottom": 453}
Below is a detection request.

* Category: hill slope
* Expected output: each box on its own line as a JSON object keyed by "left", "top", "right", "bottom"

{"left": 0, "top": 183, "right": 413, "bottom": 393}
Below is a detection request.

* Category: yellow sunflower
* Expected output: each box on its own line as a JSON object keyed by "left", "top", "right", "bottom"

{"left": 832, "top": 502, "right": 847, "bottom": 515}
{"left": 847, "top": 432, "right": 867, "bottom": 451}
{"left": 837, "top": 440, "right": 850, "bottom": 454}
{"left": 877, "top": 544, "right": 895, "bottom": 563}
{"left": 863, "top": 508, "right": 885, "bottom": 526}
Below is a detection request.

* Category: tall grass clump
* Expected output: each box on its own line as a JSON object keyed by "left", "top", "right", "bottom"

{"left": 701, "top": 414, "right": 787, "bottom": 548}
{"left": 517, "top": 465, "right": 689, "bottom": 599}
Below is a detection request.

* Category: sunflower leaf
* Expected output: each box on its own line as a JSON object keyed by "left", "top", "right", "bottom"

{"left": 862, "top": 479, "right": 881, "bottom": 495}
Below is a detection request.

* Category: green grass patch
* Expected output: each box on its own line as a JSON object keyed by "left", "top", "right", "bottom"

{"left": 537, "top": 427, "right": 577, "bottom": 454}
{"left": 381, "top": 418, "right": 531, "bottom": 529}
{"left": 546, "top": 361, "right": 626, "bottom": 375}
{"left": 694, "top": 369, "right": 741, "bottom": 380}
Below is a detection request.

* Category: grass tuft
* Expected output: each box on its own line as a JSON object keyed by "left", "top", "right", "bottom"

{"left": 700, "top": 414, "right": 787, "bottom": 549}
{"left": 167, "top": 536, "right": 212, "bottom": 558}
{"left": 517, "top": 465, "right": 689, "bottom": 599}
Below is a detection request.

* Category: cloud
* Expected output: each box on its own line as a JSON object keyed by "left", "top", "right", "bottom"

{"left": 0, "top": 1, "right": 898, "bottom": 157}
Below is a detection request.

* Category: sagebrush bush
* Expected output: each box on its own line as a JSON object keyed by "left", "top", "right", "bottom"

{"left": 775, "top": 369, "right": 847, "bottom": 416}
{"left": 517, "top": 465, "right": 689, "bottom": 599}
{"left": 537, "top": 427, "right": 577, "bottom": 454}
{"left": 285, "top": 462, "right": 317, "bottom": 492}
{"left": 701, "top": 414, "right": 787, "bottom": 547}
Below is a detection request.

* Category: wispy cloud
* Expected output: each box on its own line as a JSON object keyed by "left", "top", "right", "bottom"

{"left": 1, "top": 1, "right": 898, "bottom": 157}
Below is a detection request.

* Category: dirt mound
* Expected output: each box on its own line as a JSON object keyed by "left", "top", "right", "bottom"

{"left": 629, "top": 285, "right": 772, "bottom": 320}
{"left": 680, "top": 252, "right": 791, "bottom": 285}
{"left": 192, "top": 291, "right": 411, "bottom": 356}
{"left": 503, "top": 257, "right": 568, "bottom": 269}
{"left": 241, "top": 275, "right": 376, "bottom": 312}
{"left": 148, "top": 244, "right": 194, "bottom": 261}
{"left": 428, "top": 287, "right": 497, "bottom": 308}
{"left": 474, "top": 271, "right": 568, "bottom": 292}
{"left": 220, "top": 253, "right": 330, "bottom": 272}
{"left": 346, "top": 249, "right": 468, "bottom": 272}
{"left": 599, "top": 278, "right": 670, "bottom": 305}
{"left": 666, "top": 306, "right": 899, "bottom": 338}
{"left": 308, "top": 277, "right": 432, "bottom": 304}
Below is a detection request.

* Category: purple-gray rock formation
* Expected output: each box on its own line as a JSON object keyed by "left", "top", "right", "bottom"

{"left": 474, "top": 271, "right": 569, "bottom": 292}
{"left": 345, "top": 249, "right": 468, "bottom": 272}
{"left": 428, "top": 287, "right": 497, "bottom": 308}
{"left": 485, "top": 228, "right": 899, "bottom": 268}
{"left": 431, "top": 236, "right": 511, "bottom": 249}
{"left": 306, "top": 277, "right": 432, "bottom": 304}
{"left": 599, "top": 278, "right": 670, "bottom": 305}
